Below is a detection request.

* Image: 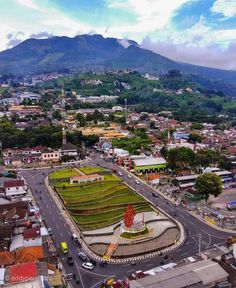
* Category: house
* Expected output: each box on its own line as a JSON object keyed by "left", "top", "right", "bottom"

{"left": 0, "top": 202, "right": 29, "bottom": 223}
{"left": 4, "top": 180, "right": 27, "bottom": 197}
{"left": 41, "top": 149, "right": 60, "bottom": 163}
{"left": 70, "top": 174, "right": 104, "bottom": 184}
{"left": 96, "top": 139, "right": 112, "bottom": 152}
{"left": 59, "top": 143, "right": 78, "bottom": 157}
{"left": 4, "top": 262, "right": 48, "bottom": 286}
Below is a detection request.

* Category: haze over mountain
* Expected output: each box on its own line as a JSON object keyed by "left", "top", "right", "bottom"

{"left": 0, "top": 34, "right": 236, "bottom": 96}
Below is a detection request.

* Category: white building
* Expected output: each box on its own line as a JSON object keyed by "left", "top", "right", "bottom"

{"left": 4, "top": 180, "right": 27, "bottom": 197}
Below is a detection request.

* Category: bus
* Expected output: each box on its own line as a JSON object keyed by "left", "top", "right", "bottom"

{"left": 60, "top": 242, "right": 68, "bottom": 254}
{"left": 226, "top": 201, "right": 236, "bottom": 211}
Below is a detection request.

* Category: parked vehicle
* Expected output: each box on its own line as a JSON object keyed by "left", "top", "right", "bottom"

{"left": 135, "top": 179, "right": 140, "bottom": 185}
{"left": 118, "top": 171, "right": 123, "bottom": 176}
{"left": 127, "top": 174, "right": 132, "bottom": 179}
{"left": 112, "top": 168, "right": 117, "bottom": 173}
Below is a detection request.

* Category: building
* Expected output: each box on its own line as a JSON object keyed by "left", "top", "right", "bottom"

{"left": 8, "top": 105, "right": 43, "bottom": 116}
{"left": 41, "top": 150, "right": 60, "bottom": 163}
{"left": 59, "top": 143, "right": 78, "bottom": 157}
{"left": 4, "top": 180, "right": 27, "bottom": 197}
{"left": 133, "top": 157, "right": 167, "bottom": 173}
{"left": 129, "top": 259, "right": 229, "bottom": 288}
{"left": 70, "top": 174, "right": 104, "bottom": 184}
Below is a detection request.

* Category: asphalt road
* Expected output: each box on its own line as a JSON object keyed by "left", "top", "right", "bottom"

{"left": 20, "top": 156, "right": 233, "bottom": 288}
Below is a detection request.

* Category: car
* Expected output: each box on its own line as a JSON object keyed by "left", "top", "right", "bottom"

{"left": 135, "top": 180, "right": 140, "bottom": 185}
{"left": 118, "top": 171, "right": 123, "bottom": 176}
{"left": 72, "top": 233, "right": 78, "bottom": 242}
{"left": 67, "top": 256, "right": 74, "bottom": 265}
{"left": 48, "top": 227, "right": 53, "bottom": 236}
{"left": 74, "top": 275, "right": 80, "bottom": 284}
{"left": 127, "top": 174, "right": 132, "bottom": 179}
{"left": 152, "top": 192, "right": 158, "bottom": 198}
{"left": 78, "top": 251, "right": 87, "bottom": 261}
{"left": 112, "top": 168, "right": 117, "bottom": 173}
{"left": 82, "top": 262, "right": 94, "bottom": 270}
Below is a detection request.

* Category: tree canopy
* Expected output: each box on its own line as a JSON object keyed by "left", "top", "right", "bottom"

{"left": 195, "top": 173, "right": 222, "bottom": 203}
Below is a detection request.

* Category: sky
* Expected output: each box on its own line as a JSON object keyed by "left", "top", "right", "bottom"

{"left": 1, "top": 0, "right": 236, "bottom": 70}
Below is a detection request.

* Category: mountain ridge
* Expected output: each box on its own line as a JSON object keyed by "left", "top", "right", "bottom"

{"left": 0, "top": 34, "right": 236, "bottom": 95}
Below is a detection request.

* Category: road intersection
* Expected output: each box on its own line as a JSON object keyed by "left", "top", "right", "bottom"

{"left": 20, "top": 156, "right": 232, "bottom": 288}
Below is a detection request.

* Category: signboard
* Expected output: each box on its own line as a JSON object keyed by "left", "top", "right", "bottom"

{"left": 204, "top": 216, "right": 216, "bottom": 225}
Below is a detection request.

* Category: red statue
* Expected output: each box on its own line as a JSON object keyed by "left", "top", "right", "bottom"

{"left": 124, "top": 204, "right": 135, "bottom": 228}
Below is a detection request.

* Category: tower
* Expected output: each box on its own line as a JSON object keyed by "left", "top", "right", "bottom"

{"left": 124, "top": 98, "right": 128, "bottom": 124}
{"left": 61, "top": 87, "right": 67, "bottom": 145}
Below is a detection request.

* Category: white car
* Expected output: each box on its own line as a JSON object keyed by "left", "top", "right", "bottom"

{"left": 135, "top": 180, "right": 140, "bottom": 185}
{"left": 127, "top": 174, "right": 132, "bottom": 179}
{"left": 82, "top": 262, "right": 94, "bottom": 270}
{"left": 118, "top": 172, "right": 123, "bottom": 176}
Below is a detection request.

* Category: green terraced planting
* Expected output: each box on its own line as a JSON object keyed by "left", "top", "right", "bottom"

{"left": 51, "top": 167, "right": 153, "bottom": 230}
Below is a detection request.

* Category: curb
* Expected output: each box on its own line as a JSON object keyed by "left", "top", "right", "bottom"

{"left": 189, "top": 211, "right": 235, "bottom": 234}
{"left": 45, "top": 168, "right": 186, "bottom": 264}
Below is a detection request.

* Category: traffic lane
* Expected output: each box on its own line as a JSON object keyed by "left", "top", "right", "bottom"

{"left": 22, "top": 171, "right": 116, "bottom": 288}
{"left": 22, "top": 166, "right": 230, "bottom": 283}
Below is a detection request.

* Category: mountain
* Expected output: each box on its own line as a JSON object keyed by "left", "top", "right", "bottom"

{"left": 0, "top": 34, "right": 236, "bottom": 95}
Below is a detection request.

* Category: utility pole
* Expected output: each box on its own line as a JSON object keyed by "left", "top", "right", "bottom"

{"left": 198, "top": 233, "right": 202, "bottom": 257}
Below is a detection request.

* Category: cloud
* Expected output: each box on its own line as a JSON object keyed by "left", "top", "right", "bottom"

{"left": 106, "top": 0, "right": 194, "bottom": 34}
{"left": 6, "top": 31, "right": 25, "bottom": 48}
{"left": 15, "top": 0, "right": 43, "bottom": 11}
{"left": 210, "top": 0, "right": 236, "bottom": 18}
{"left": 141, "top": 36, "right": 236, "bottom": 70}
{"left": 29, "top": 31, "right": 53, "bottom": 39}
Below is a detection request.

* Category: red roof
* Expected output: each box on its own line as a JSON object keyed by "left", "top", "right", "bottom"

{"left": 9, "top": 262, "right": 37, "bottom": 284}
{"left": 4, "top": 180, "right": 25, "bottom": 189}
{"left": 23, "top": 227, "right": 40, "bottom": 240}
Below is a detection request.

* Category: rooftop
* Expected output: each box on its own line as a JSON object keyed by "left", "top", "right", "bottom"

{"left": 23, "top": 227, "right": 41, "bottom": 240}
{"left": 134, "top": 157, "right": 166, "bottom": 167}
{"left": 129, "top": 260, "right": 228, "bottom": 288}
{"left": 4, "top": 180, "right": 25, "bottom": 189}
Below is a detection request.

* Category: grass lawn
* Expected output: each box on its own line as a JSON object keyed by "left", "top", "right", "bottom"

{"left": 120, "top": 227, "right": 149, "bottom": 239}
{"left": 52, "top": 167, "right": 153, "bottom": 230}
{"left": 79, "top": 166, "right": 107, "bottom": 174}
{"left": 49, "top": 168, "right": 80, "bottom": 179}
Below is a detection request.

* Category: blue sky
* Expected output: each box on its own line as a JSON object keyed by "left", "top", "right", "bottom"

{"left": 1, "top": 0, "right": 236, "bottom": 70}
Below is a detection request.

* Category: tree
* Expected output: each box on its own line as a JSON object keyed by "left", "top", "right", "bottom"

{"left": 189, "top": 132, "right": 202, "bottom": 143}
{"left": 149, "top": 121, "right": 155, "bottom": 129}
{"left": 191, "top": 122, "right": 204, "bottom": 130}
{"left": 196, "top": 149, "right": 221, "bottom": 168}
{"left": 167, "top": 147, "right": 196, "bottom": 172}
{"left": 76, "top": 113, "right": 86, "bottom": 126}
{"left": 52, "top": 110, "right": 62, "bottom": 120}
{"left": 196, "top": 173, "right": 222, "bottom": 203}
